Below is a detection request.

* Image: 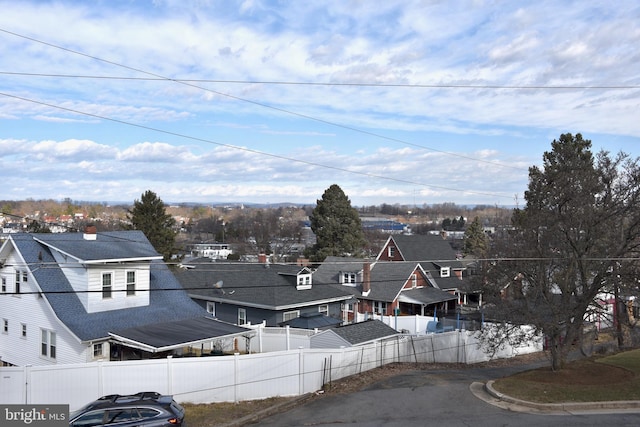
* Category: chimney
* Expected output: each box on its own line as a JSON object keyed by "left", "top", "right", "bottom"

{"left": 362, "top": 262, "right": 371, "bottom": 296}
{"left": 83, "top": 225, "right": 97, "bottom": 241}
{"left": 258, "top": 253, "right": 267, "bottom": 264}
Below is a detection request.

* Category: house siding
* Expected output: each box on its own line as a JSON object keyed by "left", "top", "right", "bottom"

{"left": 86, "top": 263, "right": 150, "bottom": 313}
{"left": 0, "top": 251, "right": 88, "bottom": 366}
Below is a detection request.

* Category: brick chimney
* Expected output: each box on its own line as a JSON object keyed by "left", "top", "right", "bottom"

{"left": 258, "top": 253, "right": 267, "bottom": 264}
{"left": 362, "top": 262, "right": 371, "bottom": 297}
{"left": 83, "top": 225, "right": 97, "bottom": 241}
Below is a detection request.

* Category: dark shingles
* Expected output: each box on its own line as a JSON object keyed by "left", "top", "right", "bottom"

{"left": 175, "top": 259, "right": 354, "bottom": 309}
{"left": 11, "top": 232, "right": 207, "bottom": 342}
{"left": 332, "top": 319, "right": 400, "bottom": 345}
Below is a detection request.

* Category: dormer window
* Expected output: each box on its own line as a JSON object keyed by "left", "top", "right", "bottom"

{"left": 440, "top": 267, "right": 450, "bottom": 278}
{"left": 388, "top": 246, "right": 395, "bottom": 257}
{"left": 341, "top": 272, "right": 357, "bottom": 285}
{"left": 296, "top": 272, "right": 312, "bottom": 290}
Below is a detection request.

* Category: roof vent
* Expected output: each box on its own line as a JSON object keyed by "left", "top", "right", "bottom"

{"left": 84, "top": 225, "right": 97, "bottom": 241}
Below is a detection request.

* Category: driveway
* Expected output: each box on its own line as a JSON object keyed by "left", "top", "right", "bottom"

{"left": 255, "top": 361, "right": 640, "bottom": 427}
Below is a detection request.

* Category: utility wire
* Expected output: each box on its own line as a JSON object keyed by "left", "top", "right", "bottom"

{"left": 0, "top": 27, "right": 522, "bottom": 172}
{"left": 0, "top": 91, "right": 511, "bottom": 199}
{"left": 3, "top": 71, "right": 640, "bottom": 90}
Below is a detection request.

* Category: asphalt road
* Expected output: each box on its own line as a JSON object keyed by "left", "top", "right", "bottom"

{"left": 255, "top": 361, "right": 640, "bottom": 427}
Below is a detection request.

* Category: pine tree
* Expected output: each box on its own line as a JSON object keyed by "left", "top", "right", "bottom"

{"left": 307, "top": 184, "right": 366, "bottom": 262}
{"left": 127, "top": 190, "right": 176, "bottom": 261}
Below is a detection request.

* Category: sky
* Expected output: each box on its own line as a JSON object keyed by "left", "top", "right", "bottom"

{"left": 1, "top": 1, "right": 639, "bottom": 207}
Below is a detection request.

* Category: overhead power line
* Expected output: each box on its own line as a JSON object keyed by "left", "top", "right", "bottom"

{"left": 0, "top": 27, "right": 522, "bottom": 173}
{"left": 3, "top": 71, "right": 639, "bottom": 90}
{"left": 0, "top": 90, "right": 511, "bottom": 199}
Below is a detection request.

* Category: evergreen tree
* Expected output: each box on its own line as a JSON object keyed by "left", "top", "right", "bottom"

{"left": 463, "top": 216, "right": 487, "bottom": 257}
{"left": 477, "top": 134, "right": 640, "bottom": 370}
{"left": 307, "top": 184, "right": 366, "bottom": 262}
{"left": 127, "top": 190, "right": 176, "bottom": 261}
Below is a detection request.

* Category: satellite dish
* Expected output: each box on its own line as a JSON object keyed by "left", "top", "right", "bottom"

{"left": 213, "top": 280, "right": 225, "bottom": 294}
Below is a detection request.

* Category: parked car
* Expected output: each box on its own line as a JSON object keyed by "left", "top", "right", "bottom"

{"left": 69, "top": 392, "right": 185, "bottom": 427}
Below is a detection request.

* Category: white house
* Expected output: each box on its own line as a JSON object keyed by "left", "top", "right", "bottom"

{"left": 0, "top": 228, "right": 251, "bottom": 366}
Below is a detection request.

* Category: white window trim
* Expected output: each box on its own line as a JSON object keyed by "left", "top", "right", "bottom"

{"left": 440, "top": 267, "right": 450, "bottom": 278}
{"left": 318, "top": 304, "right": 329, "bottom": 315}
{"left": 41, "top": 329, "right": 57, "bottom": 360}
{"left": 102, "top": 272, "right": 113, "bottom": 299}
{"left": 126, "top": 270, "right": 136, "bottom": 296}
{"left": 206, "top": 301, "right": 216, "bottom": 316}
{"left": 238, "top": 308, "right": 247, "bottom": 325}
{"left": 283, "top": 310, "right": 300, "bottom": 322}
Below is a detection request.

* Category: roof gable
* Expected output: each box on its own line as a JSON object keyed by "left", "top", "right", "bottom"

{"left": 8, "top": 232, "right": 206, "bottom": 342}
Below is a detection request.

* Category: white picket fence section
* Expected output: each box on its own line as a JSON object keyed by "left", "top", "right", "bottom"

{"left": 0, "top": 328, "right": 542, "bottom": 412}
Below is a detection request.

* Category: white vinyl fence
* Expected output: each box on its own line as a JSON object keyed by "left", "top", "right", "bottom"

{"left": 0, "top": 328, "right": 541, "bottom": 412}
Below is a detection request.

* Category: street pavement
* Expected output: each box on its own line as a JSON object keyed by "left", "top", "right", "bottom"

{"left": 253, "top": 358, "right": 640, "bottom": 427}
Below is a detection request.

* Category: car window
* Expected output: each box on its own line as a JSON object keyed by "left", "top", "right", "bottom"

{"left": 71, "top": 410, "right": 105, "bottom": 427}
{"left": 106, "top": 408, "right": 141, "bottom": 424}
{"left": 137, "top": 407, "right": 161, "bottom": 419}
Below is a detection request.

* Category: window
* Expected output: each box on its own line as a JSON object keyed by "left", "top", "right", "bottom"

{"left": 21, "top": 323, "right": 27, "bottom": 338}
{"left": 283, "top": 310, "right": 299, "bottom": 322}
{"left": 238, "top": 308, "right": 247, "bottom": 325}
{"left": 15, "top": 271, "right": 20, "bottom": 294}
{"left": 22, "top": 271, "right": 28, "bottom": 282}
{"left": 93, "top": 343, "right": 103, "bottom": 358}
{"left": 2, "top": 319, "right": 7, "bottom": 333}
{"left": 319, "top": 305, "right": 329, "bottom": 315}
{"left": 342, "top": 272, "right": 356, "bottom": 284}
{"left": 440, "top": 267, "right": 450, "bottom": 278}
{"left": 411, "top": 273, "right": 417, "bottom": 288}
{"left": 126, "top": 271, "right": 136, "bottom": 296}
{"left": 1, "top": 276, "right": 6, "bottom": 293}
{"left": 72, "top": 410, "right": 105, "bottom": 426}
{"left": 206, "top": 301, "right": 216, "bottom": 316}
{"left": 102, "top": 273, "right": 112, "bottom": 299}
{"left": 41, "top": 329, "right": 56, "bottom": 359}
{"left": 388, "top": 246, "right": 395, "bottom": 257}
{"left": 373, "top": 301, "right": 387, "bottom": 315}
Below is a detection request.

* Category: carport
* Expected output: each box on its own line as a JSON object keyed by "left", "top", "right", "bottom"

{"left": 108, "top": 316, "right": 255, "bottom": 359}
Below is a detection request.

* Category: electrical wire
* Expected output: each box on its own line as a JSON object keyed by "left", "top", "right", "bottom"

{"left": 0, "top": 27, "right": 523, "bottom": 173}
{"left": 0, "top": 90, "right": 512, "bottom": 199}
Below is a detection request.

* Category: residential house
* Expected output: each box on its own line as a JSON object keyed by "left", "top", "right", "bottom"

{"left": 0, "top": 229, "right": 251, "bottom": 366}
{"left": 314, "top": 256, "right": 458, "bottom": 319}
{"left": 377, "top": 234, "right": 482, "bottom": 309}
{"left": 175, "top": 256, "right": 356, "bottom": 327}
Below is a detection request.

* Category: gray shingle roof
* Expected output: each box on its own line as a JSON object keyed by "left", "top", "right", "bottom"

{"left": 331, "top": 319, "right": 400, "bottom": 345}
{"left": 10, "top": 232, "right": 207, "bottom": 342}
{"left": 386, "top": 234, "right": 464, "bottom": 269}
{"left": 175, "top": 259, "right": 354, "bottom": 309}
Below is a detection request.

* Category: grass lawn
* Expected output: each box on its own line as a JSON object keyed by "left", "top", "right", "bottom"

{"left": 491, "top": 349, "right": 640, "bottom": 403}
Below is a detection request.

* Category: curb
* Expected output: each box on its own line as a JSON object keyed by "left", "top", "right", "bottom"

{"left": 484, "top": 380, "right": 640, "bottom": 413}
{"left": 218, "top": 393, "right": 317, "bottom": 427}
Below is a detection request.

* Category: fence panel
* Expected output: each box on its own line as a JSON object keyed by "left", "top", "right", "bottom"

{"left": 0, "top": 327, "right": 543, "bottom": 412}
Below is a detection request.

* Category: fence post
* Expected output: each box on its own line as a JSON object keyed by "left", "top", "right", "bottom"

{"left": 24, "top": 365, "right": 31, "bottom": 404}
{"left": 98, "top": 360, "right": 104, "bottom": 397}
{"left": 298, "top": 347, "right": 304, "bottom": 396}
{"left": 234, "top": 352, "right": 239, "bottom": 403}
{"left": 166, "top": 356, "right": 173, "bottom": 395}
{"left": 286, "top": 326, "right": 290, "bottom": 351}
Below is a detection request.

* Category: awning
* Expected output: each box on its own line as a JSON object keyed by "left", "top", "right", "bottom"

{"left": 109, "top": 317, "right": 255, "bottom": 353}
{"left": 398, "top": 287, "right": 458, "bottom": 306}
